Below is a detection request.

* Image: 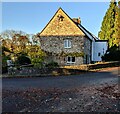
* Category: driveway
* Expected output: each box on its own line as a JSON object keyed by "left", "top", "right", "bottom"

{"left": 2, "top": 67, "right": 120, "bottom": 112}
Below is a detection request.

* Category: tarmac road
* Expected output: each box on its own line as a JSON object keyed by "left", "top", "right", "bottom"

{"left": 2, "top": 67, "right": 120, "bottom": 112}
{"left": 2, "top": 67, "right": 119, "bottom": 90}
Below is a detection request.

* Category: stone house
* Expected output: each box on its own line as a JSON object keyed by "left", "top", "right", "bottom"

{"left": 38, "top": 8, "right": 108, "bottom": 66}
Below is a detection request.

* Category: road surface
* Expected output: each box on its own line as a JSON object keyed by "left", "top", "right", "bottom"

{"left": 2, "top": 67, "right": 120, "bottom": 112}
{"left": 2, "top": 67, "right": 119, "bottom": 90}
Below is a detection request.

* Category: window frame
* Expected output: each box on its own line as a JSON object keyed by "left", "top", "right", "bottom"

{"left": 67, "top": 56, "right": 75, "bottom": 63}
{"left": 64, "top": 39, "right": 71, "bottom": 48}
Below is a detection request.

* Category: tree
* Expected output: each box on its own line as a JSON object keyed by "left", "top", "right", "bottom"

{"left": 1, "top": 30, "right": 30, "bottom": 53}
{"left": 2, "top": 46, "right": 11, "bottom": 73}
{"left": 2, "top": 46, "right": 11, "bottom": 55}
{"left": 114, "top": 1, "right": 120, "bottom": 46}
{"left": 102, "top": 45, "right": 120, "bottom": 61}
{"left": 11, "top": 34, "right": 30, "bottom": 54}
{"left": 1, "top": 30, "right": 31, "bottom": 63}
{"left": 32, "top": 33, "right": 40, "bottom": 45}
{"left": 27, "top": 45, "right": 46, "bottom": 67}
{"left": 1, "top": 30, "right": 27, "bottom": 39}
{"left": 98, "top": 1, "right": 117, "bottom": 47}
{"left": 1, "top": 30, "right": 47, "bottom": 67}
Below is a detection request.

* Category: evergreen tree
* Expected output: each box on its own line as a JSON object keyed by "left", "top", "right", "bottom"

{"left": 114, "top": 1, "right": 120, "bottom": 46}
{"left": 98, "top": 1, "right": 117, "bottom": 47}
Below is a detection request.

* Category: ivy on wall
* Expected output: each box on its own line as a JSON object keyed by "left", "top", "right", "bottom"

{"left": 43, "top": 50, "right": 84, "bottom": 57}
{"left": 60, "top": 51, "right": 84, "bottom": 57}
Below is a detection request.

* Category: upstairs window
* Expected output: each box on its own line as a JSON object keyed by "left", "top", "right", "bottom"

{"left": 64, "top": 40, "right": 71, "bottom": 48}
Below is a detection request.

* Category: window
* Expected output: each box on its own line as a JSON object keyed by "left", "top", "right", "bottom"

{"left": 64, "top": 40, "right": 71, "bottom": 48}
{"left": 98, "top": 52, "right": 101, "bottom": 56}
{"left": 67, "top": 57, "right": 75, "bottom": 63}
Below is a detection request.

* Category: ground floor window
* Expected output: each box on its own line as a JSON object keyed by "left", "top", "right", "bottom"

{"left": 67, "top": 56, "right": 75, "bottom": 63}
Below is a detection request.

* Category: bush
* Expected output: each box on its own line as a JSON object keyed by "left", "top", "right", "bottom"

{"left": 2, "top": 66, "right": 8, "bottom": 74}
{"left": 2, "top": 55, "right": 11, "bottom": 73}
{"left": 102, "top": 45, "right": 120, "bottom": 61}
{"left": 2, "top": 55, "right": 11, "bottom": 67}
{"left": 16, "top": 55, "right": 31, "bottom": 65}
{"left": 45, "top": 61, "right": 59, "bottom": 68}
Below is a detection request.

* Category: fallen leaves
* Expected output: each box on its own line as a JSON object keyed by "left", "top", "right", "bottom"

{"left": 2, "top": 84, "right": 120, "bottom": 112}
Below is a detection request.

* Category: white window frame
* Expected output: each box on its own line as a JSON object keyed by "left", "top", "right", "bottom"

{"left": 67, "top": 56, "right": 75, "bottom": 63}
{"left": 64, "top": 40, "right": 71, "bottom": 48}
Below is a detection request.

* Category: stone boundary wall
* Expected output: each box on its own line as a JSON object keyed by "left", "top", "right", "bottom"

{"left": 12, "top": 67, "right": 87, "bottom": 77}
{"left": 63, "top": 61, "right": 120, "bottom": 71}
{"left": 3, "top": 61, "right": 120, "bottom": 77}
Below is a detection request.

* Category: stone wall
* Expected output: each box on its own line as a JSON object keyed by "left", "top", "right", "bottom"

{"left": 63, "top": 61, "right": 120, "bottom": 71}
{"left": 64, "top": 57, "right": 83, "bottom": 66}
{"left": 40, "top": 36, "right": 84, "bottom": 54}
{"left": 40, "top": 36, "right": 92, "bottom": 66}
{"left": 13, "top": 67, "right": 88, "bottom": 77}
{"left": 83, "top": 37, "right": 92, "bottom": 64}
{"left": 40, "top": 36, "right": 84, "bottom": 65}
{"left": 40, "top": 8, "right": 85, "bottom": 36}
{"left": 39, "top": 8, "right": 92, "bottom": 66}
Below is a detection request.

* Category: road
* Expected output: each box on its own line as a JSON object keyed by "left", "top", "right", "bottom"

{"left": 2, "top": 67, "right": 119, "bottom": 90}
{"left": 2, "top": 67, "right": 120, "bottom": 112}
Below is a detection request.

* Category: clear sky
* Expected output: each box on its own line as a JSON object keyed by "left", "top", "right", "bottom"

{"left": 2, "top": 2, "right": 110, "bottom": 37}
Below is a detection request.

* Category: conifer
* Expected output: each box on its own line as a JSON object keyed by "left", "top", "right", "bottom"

{"left": 114, "top": 1, "right": 120, "bottom": 46}
{"left": 98, "top": 1, "right": 117, "bottom": 47}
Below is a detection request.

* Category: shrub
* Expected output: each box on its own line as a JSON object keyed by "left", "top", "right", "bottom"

{"left": 102, "top": 45, "right": 120, "bottom": 61}
{"left": 45, "top": 61, "right": 59, "bottom": 68}
{"left": 2, "top": 66, "right": 8, "bottom": 74}
{"left": 2, "top": 55, "right": 11, "bottom": 67}
{"left": 16, "top": 55, "right": 31, "bottom": 65}
{"left": 2, "top": 55, "right": 11, "bottom": 74}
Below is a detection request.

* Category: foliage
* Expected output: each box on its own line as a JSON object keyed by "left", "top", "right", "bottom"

{"left": 16, "top": 55, "right": 31, "bottom": 65}
{"left": 2, "top": 66, "right": 8, "bottom": 74}
{"left": 45, "top": 61, "right": 59, "bottom": 68}
{"left": 2, "top": 55, "right": 11, "bottom": 67}
{"left": 60, "top": 51, "right": 84, "bottom": 57}
{"left": 114, "top": 1, "right": 120, "bottom": 46}
{"left": 2, "top": 46, "right": 11, "bottom": 55}
{"left": 2, "top": 46, "right": 11, "bottom": 73}
{"left": 1, "top": 30, "right": 46, "bottom": 67}
{"left": 1, "top": 30, "right": 31, "bottom": 54}
{"left": 11, "top": 34, "right": 30, "bottom": 54}
{"left": 98, "top": 1, "right": 117, "bottom": 47}
{"left": 102, "top": 45, "right": 120, "bottom": 61}
{"left": 27, "top": 45, "right": 46, "bottom": 67}
{"left": 2, "top": 54, "right": 11, "bottom": 73}
{"left": 32, "top": 33, "right": 40, "bottom": 45}
{"left": 1, "top": 30, "right": 27, "bottom": 39}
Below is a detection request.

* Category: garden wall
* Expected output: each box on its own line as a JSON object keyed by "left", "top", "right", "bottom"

{"left": 63, "top": 61, "right": 120, "bottom": 71}
{"left": 14, "top": 67, "right": 87, "bottom": 77}
{"left": 4, "top": 61, "right": 120, "bottom": 77}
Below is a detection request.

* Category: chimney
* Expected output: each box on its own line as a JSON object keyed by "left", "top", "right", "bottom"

{"left": 72, "top": 17, "right": 81, "bottom": 24}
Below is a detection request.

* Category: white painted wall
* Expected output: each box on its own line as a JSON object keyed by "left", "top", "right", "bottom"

{"left": 92, "top": 41, "right": 108, "bottom": 62}
{"left": 79, "top": 24, "right": 108, "bottom": 62}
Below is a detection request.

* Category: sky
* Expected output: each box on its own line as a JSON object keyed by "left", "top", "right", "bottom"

{"left": 2, "top": 2, "right": 110, "bottom": 37}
